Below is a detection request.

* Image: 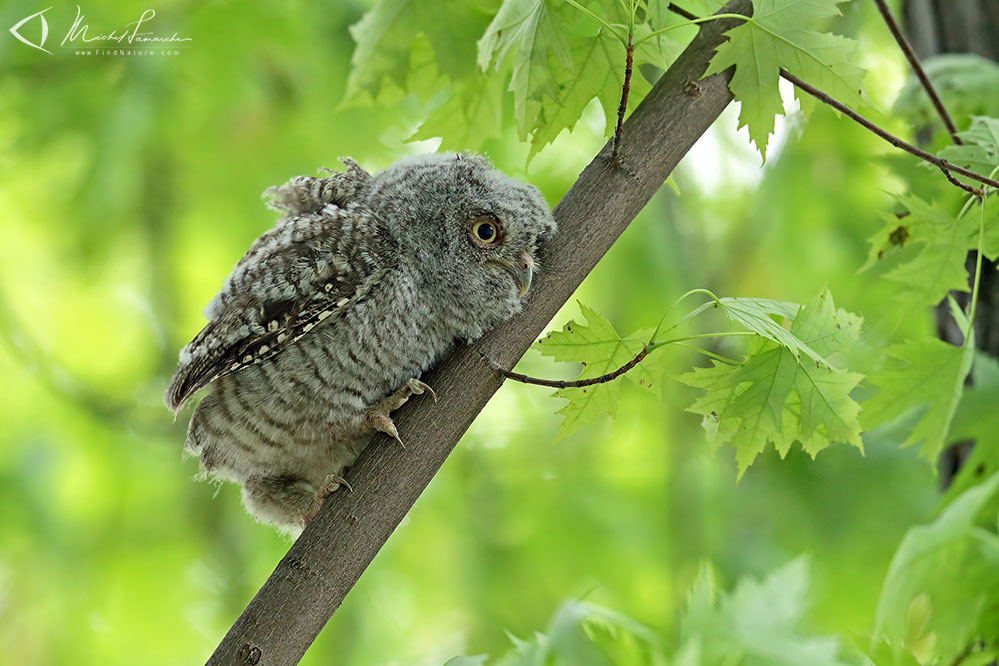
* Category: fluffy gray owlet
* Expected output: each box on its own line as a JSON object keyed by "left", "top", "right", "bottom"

{"left": 165, "top": 153, "right": 556, "bottom": 533}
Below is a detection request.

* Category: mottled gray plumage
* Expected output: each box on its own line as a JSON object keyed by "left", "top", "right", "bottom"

{"left": 166, "top": 153, "right": 555, "bottom": 533}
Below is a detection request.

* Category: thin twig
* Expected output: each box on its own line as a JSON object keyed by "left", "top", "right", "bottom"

{"left": 939, "top": 167, "right": 984, "bottom": 196}
{"left": 780, "top": 70, "right": 994, "bottom": 193}
{"left": 872, "top": 0, "right": 963, "bottom": 145}
{"left": 668, "top": 1, "right": 991, "bottom": 194}
{"left": 493, "top": 347, "right": 648, "bottom": 388}
{"left": 611, "top": 32, "right": 635, "bottom": 160}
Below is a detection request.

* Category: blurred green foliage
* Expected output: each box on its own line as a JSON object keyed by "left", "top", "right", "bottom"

{"left": 0, "top": 0, "right": 996, "bottom": 665}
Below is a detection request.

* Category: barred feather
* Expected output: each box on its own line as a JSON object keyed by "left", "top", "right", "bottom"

{"left": 167, "top": 153, "right": 555, "bottom": 533}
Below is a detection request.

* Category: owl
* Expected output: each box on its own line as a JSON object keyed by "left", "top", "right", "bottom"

{"left": 165, "top": 153, "right": 556, "bottom": 533}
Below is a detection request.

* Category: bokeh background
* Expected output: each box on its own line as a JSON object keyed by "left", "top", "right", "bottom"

{"left": 0, "top": 1, "right": 980, "bottom": 664}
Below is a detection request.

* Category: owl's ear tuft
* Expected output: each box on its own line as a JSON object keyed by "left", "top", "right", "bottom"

{"left": 264, "top": 157, "right": 372, "bottom": 217}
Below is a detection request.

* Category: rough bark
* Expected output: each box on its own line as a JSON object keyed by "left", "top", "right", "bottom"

{"left": 901, "top": 0, "right": 999, "bottom": 484}
{"left": 205, "top": 2, "right": 751, "bottom": 664}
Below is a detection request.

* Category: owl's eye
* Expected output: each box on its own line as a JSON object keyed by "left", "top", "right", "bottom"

{"left": 469, "top": 217, "right": 502, "bottom": 247}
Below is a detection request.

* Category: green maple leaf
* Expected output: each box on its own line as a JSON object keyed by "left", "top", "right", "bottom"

{"left": 344, "top": 0, "right": 495, "bottom": 101}
{"left": 685, "top": 295, "right": 843, "bottom": 366}
{"left": 480, "top": 0, "right": 678, "bottom": 162}
{"left": 861, "top": 332, "right": 975, "bottom": 461}
{"left": 526, "top": 28, "right": 623, "bottom": 161}
{"left": 525, "top": 17, "right": 675, "bottom": 163}
{"left": 938, "top": 115, "right": 999, "bottom": 175}
{"left": 679, "top": 558, "right": 851, "bottom": 666}
{"left": 861, "top": 194, "right": 997, "bottom": 307}
{"left": 678, "top": 289, "right": 864, "bottom": 477}
{"left": 632, "top": 2, "right": 689, "bottom": 72}
{"left": 409, "top": 75, "right": 505, "bottom": 150}
{"left": 874, "top": 474, "right": 999, "bottom": 666}
{"left": 632, "top": 20, "right": 685, "bottom": 71}
{"left": 345, "top": 0, "right": 418, "bottom": 99}
{"left": 704, "top": 0, "right": 866, "bottom": 159}
{"left": 533, "top": 303, "right": 662, "bottom": 439}
{"left": 477, "top": 0, "right": 575, "bottom": 141}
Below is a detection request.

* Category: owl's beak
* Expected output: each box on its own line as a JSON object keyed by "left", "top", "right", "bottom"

{"left": 493, "top": 251, "right": 533, "bottom": 297}
{"left": 512, "top": 251, "right": 533, "bottom": 297}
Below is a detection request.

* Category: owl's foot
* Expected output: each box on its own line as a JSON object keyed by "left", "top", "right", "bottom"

{"left": 302, "top": 473, "right": 352, "bottom": 527}
{"left": 366, "top": 378, "right": 437, "bottom": 448}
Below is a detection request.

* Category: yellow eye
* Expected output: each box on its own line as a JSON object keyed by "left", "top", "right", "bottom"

{"left": 469, "top": 217, "right": 502, "bottom": 246}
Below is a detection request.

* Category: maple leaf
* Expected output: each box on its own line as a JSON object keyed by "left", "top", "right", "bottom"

{"left": 704, "top": 0, "right": 867, "bottom": 159}
{"left": 346, "top": 0, "right": 495, "bottom": 101}
{"left": 938, "top": 115, "right": 999, "bottom": 175}
{"left": 477, "top": 0, "right": 575, "bottom": 141}
{"left": 526, "top": 28, "right": 624, "bottom": 161}
{"left": 480, "top": 0, "right": 682, "bottom": 162}
{"left": 874, "top": 474, "right": 999, "bottom": 666}
{"left": 678, "top": 289, "right": 864, "bottom": 477}
{"left": 533, "top": 303, "right": 662, "bottom": 439}
{"left": 861, "top": 194, "right": 997, "bottom": 307}
{"left": 409, "top": 75, "right": 505, "bottom": 151}
{"left": 862, "top": 334, "right": 975, "bottom": 462}
{"left": 684, "top": 296, "right": 841, "bottom": 366}
{"left": 680, "top": 558, "right": 851, "bottom": 666}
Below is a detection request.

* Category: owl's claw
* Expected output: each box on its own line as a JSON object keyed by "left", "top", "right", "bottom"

{"left": 408, "top": 378, "right": 438, "bottom": 403}
{"left": 365, "top": 378, "right": 438, "bottom": 447}
{"left": 302, "top": 473, "right": 351, "bottom": 527}
{"left": 368, "top": 412, "right": 406, "bottom": 448}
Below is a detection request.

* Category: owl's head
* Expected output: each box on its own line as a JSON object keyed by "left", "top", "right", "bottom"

{"left": 364, "top": 152, "right": 556, "bottom": 337}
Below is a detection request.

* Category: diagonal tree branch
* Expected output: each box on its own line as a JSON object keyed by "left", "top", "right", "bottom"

{"left": 872, "top": 0, "right": 963, "bottom": 145}
{"left": 205, "top": 2, "right": 751, "bottom": 664}
{"left": 780, "top": 70, "right": 996, "bottom": 194}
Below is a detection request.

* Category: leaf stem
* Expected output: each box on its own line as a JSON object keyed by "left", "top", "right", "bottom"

{"left": 872, "top": 0, "right": 962, "bottom": 145}
{"left": 648, "top": 330, "right": 756, "bottom": 351}
{"left": 564, "top": 0, "right": 628, "bottom": 42}
{"left": 651, "top": 288, "right": 724, "bottom": 342}
{"left": 633, "top": 14, "right": 749, "bottom": 46}
{"left": 672, "top": 342, "right": 740, "bottom": 365}
{"left": 963, "top": 198, "right": 986, "bottom": 348}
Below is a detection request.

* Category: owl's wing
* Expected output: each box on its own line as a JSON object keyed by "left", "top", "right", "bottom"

{"left": 165, "top": 203, "right": 392, "bottom": 412}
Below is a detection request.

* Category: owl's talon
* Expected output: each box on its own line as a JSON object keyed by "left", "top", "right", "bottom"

{"left": 302, "top": 474, "right": 350, "bottom": 527}
{"left": 367, "top": 411, "right": 406, "bottom": 448}
{"left": 408, "top": 378, "right": 438, "bottom": 403}
{"left": 365, "top": 377, "right": 437, "bottom": 446}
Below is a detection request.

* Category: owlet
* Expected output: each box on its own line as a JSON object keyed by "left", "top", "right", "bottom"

{"left": 165, "top": 153, "right": 556, "bottom": 533}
